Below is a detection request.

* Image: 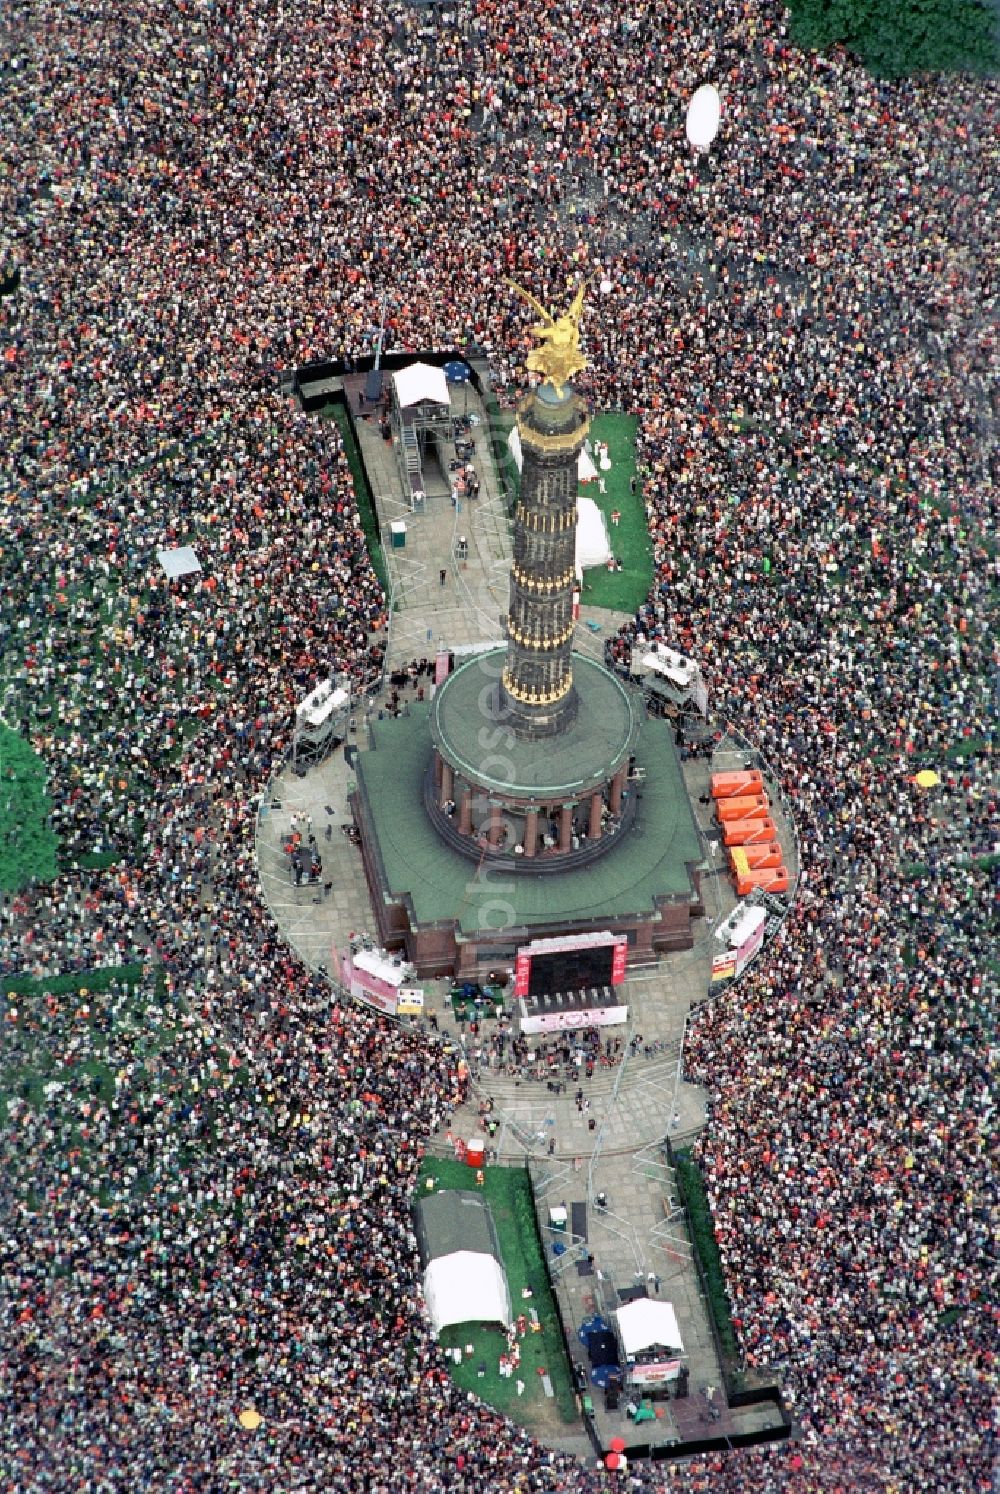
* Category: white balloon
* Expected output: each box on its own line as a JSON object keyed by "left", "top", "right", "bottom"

{"left": 599, "top": 278, "right": 612, "bottom": 296}
{"left": 686, "top": 83, "right": 721, "bottom": 150}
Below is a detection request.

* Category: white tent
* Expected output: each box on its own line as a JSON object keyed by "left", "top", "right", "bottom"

{"left": 616, "top": 1299, "right": 685, "bottom": 1359}
{"left": 423, "top": 1249, "right": 513, "bottom": 1339}
{"left": 393, "top": 361, "right": 450, "bottom": 409}
{"left": 578, "top": 443, "right": 599, "bottom": 483}
{"left": 576, "top": 496, "right": 611, "bottom": 575}
{"left": 715, "top": 901, "right": 767, "bottom": 949}
{"left": 156, "top": 545, "right": 202, "bottom": 579}
{"left": 638, "top": 643, "right": 699, "bottom": 691}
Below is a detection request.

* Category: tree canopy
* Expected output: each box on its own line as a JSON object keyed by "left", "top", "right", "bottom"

{"left": 786, "top": 0, "right": 1000, "bottom": 77}
{"left": 0, "top": 726, "right": 59, "bottom": 893}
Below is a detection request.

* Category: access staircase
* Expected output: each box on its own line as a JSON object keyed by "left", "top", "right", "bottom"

{"left": 400, "top": 423, "right": 423, "bottom": 495}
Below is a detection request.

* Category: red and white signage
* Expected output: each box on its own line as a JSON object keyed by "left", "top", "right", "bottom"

{"left": 711, "top": 951, "right": 737, "bottom": 983}
{"left": 339, "top": 944, "right": 416, "bottom": 1017}
{"left": 629, "top": 1359, "right": 683, "bottom": 1386}
{"left": 734, "top": 915, "right": 766, "bottom": 975}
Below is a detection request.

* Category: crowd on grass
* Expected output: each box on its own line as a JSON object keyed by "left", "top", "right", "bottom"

{"left": 1, "top": 0, "right": 997, "bottom": 1489}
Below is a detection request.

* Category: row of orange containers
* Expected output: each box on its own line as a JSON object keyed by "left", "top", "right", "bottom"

{"left": 711, "top": 771, "right": 789, "bottom": 895}
{"left": 722, "top": 816, "right": 777, "bottom": 845}
{"left": 730, "top": 843, "right": 783, "bottom": 871}
{"left": 716, "top": 795, "right": 769, "bottom": 822}
{"left": 734, "top": 866, "right": 790, "bottom": 895}
{"left": 729, "top": 843, "right": 789, "bottom": 895}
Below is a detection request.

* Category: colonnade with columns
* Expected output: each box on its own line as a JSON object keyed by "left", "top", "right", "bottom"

{"left": 433, "top": 751, "right": 629, "bottom": 859}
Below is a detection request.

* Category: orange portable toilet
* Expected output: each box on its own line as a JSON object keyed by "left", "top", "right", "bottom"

{"left": 723, "top": 816, "right": 777, "bottom": 846}
{"left": 735, "top": 866, "right": 789, "bottom": 897}
{"left": 729, "top": 844, "right": 781, "bottom": 876}
{"left": 716, "top": 795, "right": 770, "bottom": 823}
{"left": 711, "top": 770, "right": 764, "bottom": 799}
{"left": 741, "top": 842, "right": 783, "bottom": 869}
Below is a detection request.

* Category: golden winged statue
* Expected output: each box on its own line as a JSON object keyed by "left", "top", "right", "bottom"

{"left": 506, "top": 278, "right": 587, "bottom": 396}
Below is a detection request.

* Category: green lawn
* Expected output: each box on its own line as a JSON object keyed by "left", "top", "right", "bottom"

{"left": 576, "top": 412, "right": 653, "bottom": 613}
{"left": 325, "top": 401, "right": 389, "bottom": 594}
{"left": 417, "top": 1157, "right": 579, "bottom": 1426}
{"left": 2, "top": 962, "right": 145, "bottom": 1003}
{"left": 0, "top": 725, "right": 59, "bottom": 891}
{"left": 4, "top": 484, "right": 231, "bottom": 868}
{"left": 673, "top": 1149, "right": 740, "bottom": 1367}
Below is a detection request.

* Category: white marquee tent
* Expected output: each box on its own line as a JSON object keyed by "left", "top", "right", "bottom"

{"left": 575, "top": 496, "right": 612, "bottom": 575}
{"left": 616, "top": 1298, "right": 685, "bottom": 1359}
{"left": 422, "top": 1249, "right": 513, "bottom": 1339}
{"left": 392, "top": 361, "right": 450, "bottom": 409}
{"left": 414, "top": 1190, "right": 513, "bottom": 1340}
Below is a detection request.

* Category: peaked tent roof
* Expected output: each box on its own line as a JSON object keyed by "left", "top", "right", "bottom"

{"left": 393, "top": 361, "right": 450, "bottom": 408}
{"left": 414, "top": 1189, "right": 502, "bottom": 1265}
{"left": 616, "top": 1298, "right": 685, "bottom": 1358}
{"left": 576, "top": 495, "right": 611, "bottom": 574}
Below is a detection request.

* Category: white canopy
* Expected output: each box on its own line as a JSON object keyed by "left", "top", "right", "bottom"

{"left": 296, "top": 680, "right": 349, "bottom": 729}
{"left": 715, "top": 899, "right": 767, "bottom": 946}
{"left": 726, "top": 903, "right": 767, "bottom": 948}
{"left": 352, "top": 946, "right": 413, "bottom": 990}
{"left": 578, "top": 444, "right": 598, "bottom": 482}
{"left": 423, "top": 1250, "right": 512, "bottom": 1338}
{"left": 576, "top": 495, "right": 611, "bottom": 574}
{"left": 157, "top": 545, "right": 202, "bottom": 579}
{"left": 616, "top": 1299, "right": 685, "bottom": 1359}
{"left": 393, "top": 361, "right": 450, "bottom": 409}
{"left": 639, "top": 643, "right": 699, "bottom": 689}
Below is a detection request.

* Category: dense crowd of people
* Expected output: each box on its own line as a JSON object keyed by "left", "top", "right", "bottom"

{"left": 2, "top": 0, "right": 996, "bottom": 1489}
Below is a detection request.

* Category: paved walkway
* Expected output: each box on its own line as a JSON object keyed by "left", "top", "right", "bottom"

{"left": 255, "top": 388, "right": 792, "bottom": 1453}
{"left": 354, "top": 380, "right": 513, "bottom": 666}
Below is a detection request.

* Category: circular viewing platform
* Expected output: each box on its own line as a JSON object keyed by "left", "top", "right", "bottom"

{"left": 427, "top": 648, "right": 641, "bottom": 864}
{"left": 431, "top": 649, "right": 638, "bottom": 799}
